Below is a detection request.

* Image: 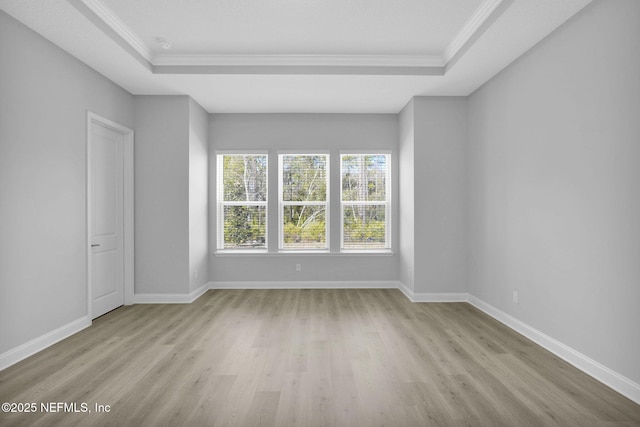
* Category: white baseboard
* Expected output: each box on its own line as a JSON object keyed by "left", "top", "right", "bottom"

{"left": 189, "top": 282, "right": 211, "bottom": 301}
{"left": 467, "top": 295, "right": 640, "bottom": 405}
{"left": 398, "top": 281, "right": 469, "bottom": 302}
{"left": 397, "top": 281, "right": 414, "bottom": 300}
{"left": 0, "top": 316, "right": 91, "bottom": 371}
{"left": 412, "top": 292, "right": 469, "bottom": 302}
{"left": 133, "top": 282, "right": 210, "bottom": 304}
{"left": 210, "top": 280, "right": 400, "bottom": 290}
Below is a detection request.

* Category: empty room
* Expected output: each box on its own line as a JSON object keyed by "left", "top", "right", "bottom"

{"left": 1, "top": 0, "right": 639, "bottom": 425}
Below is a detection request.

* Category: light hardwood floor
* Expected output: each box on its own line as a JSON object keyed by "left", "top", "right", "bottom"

{"left": 1, "top": 289, "right": 639, "bottom": 426}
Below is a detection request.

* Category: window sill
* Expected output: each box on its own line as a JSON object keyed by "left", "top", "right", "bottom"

{"left": 214, "top": 250, "right": 394, "bottom": 257}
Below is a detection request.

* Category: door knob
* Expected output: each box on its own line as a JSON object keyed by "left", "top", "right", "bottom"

{"left": 91, "top": 244, "right": 100, "bottom": 247}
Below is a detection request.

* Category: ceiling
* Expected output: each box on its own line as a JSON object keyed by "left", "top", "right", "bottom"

{"left": 0, "top": 0, "right": 592, "bottom": 113}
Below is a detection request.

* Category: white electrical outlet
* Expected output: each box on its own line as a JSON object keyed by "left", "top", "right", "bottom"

{"left": 296, "top": 264, "right": 302, "bottom": 272}
{"left": 513, "top": 291, "right": 519, "bottom": 304}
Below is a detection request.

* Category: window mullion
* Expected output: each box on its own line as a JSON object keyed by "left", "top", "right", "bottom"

{"left": 280, "top": 201, "right": 327, "bottom": 206}
{"left": 222, "top": 201, "right": 268, "bottom": 206}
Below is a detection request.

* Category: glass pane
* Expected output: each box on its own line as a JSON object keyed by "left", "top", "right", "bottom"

{"left": 341, "top": 154, "right": 387, "bottom": 202}
{"left": 343, "top": 205, "right": 386, "bottom": 249}
{"left": 223, "top": 155, "right": 267, "bottom": 202}
{"left": 223, "top": 206, "right": 266, "bottom": 249}
{"left": 282, "top": 205, "right": 326, "bottom": 249}
{"left": 281, "top": 155, "right": 327, "bottom": 202}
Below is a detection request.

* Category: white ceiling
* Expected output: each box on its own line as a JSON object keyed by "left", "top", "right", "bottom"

{"left": 0, "top": 0, "right": 592, "bottom": 113}
{"left": 106, "top": 0, "right": 482, "bottom": 56}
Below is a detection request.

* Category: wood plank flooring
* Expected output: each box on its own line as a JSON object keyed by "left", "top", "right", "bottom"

{"left": 1, "top": 289, "right": 639, "bottom": 426}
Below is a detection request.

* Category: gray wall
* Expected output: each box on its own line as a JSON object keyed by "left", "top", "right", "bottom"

{"left": 398, "top": 97, "right": 468, "bottom": 295}
{"left": 189, "top": 99, "right": 210, "bottom": 291}
{"left": 134, "top": 96, "right": 190, "bottom": 294}
{"left": 398, "top": 100, "right": 415, "bottom": 291}
{"left": 468, "top": 0, "right": 640, "bottom": 384}
{"left": 413, "top": 97, "right": 468, "bottom": 294}
{"left": 0, "top": 11, "right": 134, "bottom": 354}
{"left": 209, "top": 114, "right": 399, "bottom": 283}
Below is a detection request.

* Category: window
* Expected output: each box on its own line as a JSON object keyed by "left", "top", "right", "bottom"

{"left": 279, "top": 154, "right": 329, "bottom": 250}
{"left": 217, "top": 153, "right": 267, "bottom": 250}
{"left": 216, "top": 151, "right": 392, "bottom": 254}
{"left": 341, "top": 154, "right": 390, "bottom": 250}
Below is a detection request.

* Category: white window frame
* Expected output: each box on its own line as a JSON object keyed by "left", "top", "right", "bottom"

{"left": 216, "top": 151, "right": 268, "bottom": 252}
{"left": 278, "top": 152, "right": 330, "bottom": 252}
{"left": 340, "top": 152, "right": 391, "bottom": 251}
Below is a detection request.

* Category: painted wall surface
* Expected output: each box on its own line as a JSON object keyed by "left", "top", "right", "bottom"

{"left": 398, "top": 100, "right": 415, "bottom": 291}
{"left": 412, "top": 97, "right": 468, "bottom": 294}
{"left": 189, "top": 98, "right": 210, "bottom": 292}
{"left": 134, "top": 96, "right": 190, "bottom": 294}
{"left": 468, "top": 0, "right": 640, "bottom": 384}
{"left": 0, "top": 11, "right": 134, "bottom": 354}
{"left": 209, "top": 114, "right": 399, "bottom": 283}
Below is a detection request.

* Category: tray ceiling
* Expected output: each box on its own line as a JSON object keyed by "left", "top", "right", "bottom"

{"left": 0, "top": 0, "right": 592, "bottom": 112}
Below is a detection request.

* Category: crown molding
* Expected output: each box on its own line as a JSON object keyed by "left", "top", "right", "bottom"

{"left": 69, "top": 0, "right": 508, "bottom": 75}
{"left": 74, "top": 0, "right": 154, "bottom": 63}
{"left": 443, "top": 0, "right": 506, "bottom": 63}
{"left": 152, "top": 54, "right": 445, "bottom": 68}
{"left": 152, "top": 64, "right": 445, "bottom": 76}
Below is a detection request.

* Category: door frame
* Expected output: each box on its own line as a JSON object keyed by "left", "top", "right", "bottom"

{"left": 86, "top": 111, "right": 134, "bottom": 319}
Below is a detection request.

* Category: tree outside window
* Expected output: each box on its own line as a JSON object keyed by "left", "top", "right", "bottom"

{"left": 341, "top": 154, "right": 390, "bottom": 249}
{"left": 279, "top": 154, "right": 328, "bottom": 250}
{"left": 217, "top": 154, "right": 267, "bottom": 249}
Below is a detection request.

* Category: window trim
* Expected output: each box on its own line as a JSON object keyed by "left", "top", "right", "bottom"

{"left": 278, "top": 152, "right": 330, "bottom": 252}
{"left": 216, "top": 151, "right": 269, "bottom": 252}
{"left": 339, "top": 152, "right": 391, "bottom": 251}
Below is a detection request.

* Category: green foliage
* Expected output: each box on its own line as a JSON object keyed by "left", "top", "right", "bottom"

{"left": 282, "top": 205, "right": 326, "bottom": 248}
{"left": 343, "top": 205, "right": 386, "bottom": 248}
{"left": 343, "top": 220, "right": 385, "bottom": 245}
{"left": 223, "top": 206, "right": 266, "bottom": 248}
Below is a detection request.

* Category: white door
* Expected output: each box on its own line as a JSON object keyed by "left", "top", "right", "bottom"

{"left": 91, "top": 123, "right": 125, "bottom": 318}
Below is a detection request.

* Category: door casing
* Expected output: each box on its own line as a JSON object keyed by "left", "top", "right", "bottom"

{"left": 86, "top": 111, "right": 134, "bottom": 319}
